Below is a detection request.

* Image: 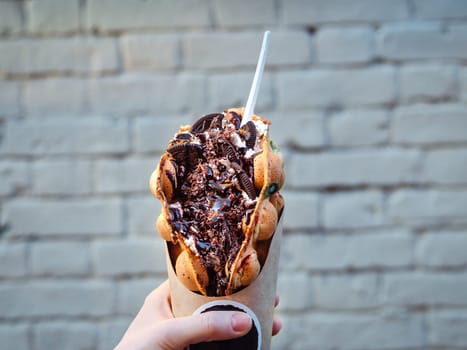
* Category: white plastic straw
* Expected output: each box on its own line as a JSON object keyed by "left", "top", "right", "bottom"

{"left": 241, "top": 31, "right": 271, "bottom": 126}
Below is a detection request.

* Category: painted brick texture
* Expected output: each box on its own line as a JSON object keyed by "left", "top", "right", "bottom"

{"left": 1, "top": 1, "right": 466, "bottom": 350}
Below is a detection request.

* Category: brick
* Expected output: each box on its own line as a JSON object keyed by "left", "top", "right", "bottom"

{"left": 414, "top": 0, "right": 467, "bottom": 19}
{"left": 282, "top": 191, "right": 319, "bottom": 230}
{"left": 316, "top": 26, "right": 373, "bottom": 64}
{"left": 400, "top": 64, "right": 456, "bottom": 102}
{"left": 95, "top": 158, "right": 154, "bottom": 194}
{"left": 127, "top": 196, "right": 162, "bottom": 236}
{"left": 0, "top": 324, "right": 29, "bottom": 350}
{"left": 0, "top": 161, "right": 29, "bottom": 196}
{"left": 98, "top": 318, "right": 131, "bottom": 350}
{"left": 183, "top": 32, "right": 263, "bottom": 69}
{"left": 289, "top": 149, "right": 421, "bottom": 188}
{"left": 122, "top": 33, "right": 180, "bottom": 70}
{"left": 267, "top": 111, "right": 326, "bottom": 149}
{"left": 0, "top": 80, "right": 21, "bottom": 117}
{"left": 392, "top": 104, "right": 467, "bottom": 145}
{"left": 133, "top": 116, "right": 186, "bottom": 153}
{"left": 281, "top": 231, "right": 412, "bottom": 271}
{"left": 0, "top": 281, "right": 115, "bottom": 318}
{"left": 416, "top": 231, "right": 467, "bottom": 267}
{"left": 388, "top": 189, "right": 467, "bottom": 226}
{"left": 32, "top": 159, "right": 92, "bottom": 195}
{"left": 30, "top": 242, "right": 91, "bottom": 276}
{"left": 323, "top": 191, "right": 383, "bottom": 229}
{"left": 117, "top": 278, "right": 164, "bottom": 316}
{"left": 275, "top": 313, "right": 423, "bottom": 350}
{"left": 186, "top": 31, "right": 311, "bottom": 68}
{"left": 27, "top": 0, "right": 80, "bottom": 33}
{"left": 423, "top": 148, "right": 467, "bottom": 185}
{"left": 283, "top": 0, "right": 409, "bottom": 25}
{"left": 33, "top": 322, "right": 97, "bottom": 350}
{"left": 207, "top": 73, "right": 274, "bottom": 112}
{"left": 24, "top": 78, "right": 87, "bottom": 117}
{"left": 0, "top": 118, "right": 129, "bottom": 156}
{"left": 214, "top": 0, "right": 275, "bottom": 28}
{"left": 4, "top": 198, "right": 122, "bottom": 236}
{"left": 0, "top": 1, "right": 23, "bottom": 33}
{"left": 0, "top": 243, "right": 27, "bottom": 278}
{"left": 93, "top": 239, "right": 166, "bottom": 276}
{"left": 0, "top": 37, "right": 119, "bottom": 74}
{"left": 277, "top": 66, "right": 395, "bottom": 108}
{"left": 377, "top": 23, "right": 467, "bottom": 60}
{"left": 277, "top": 272, "right": 314, "bottom": 311}
{"left": 313, "top": 273, "right": 381, "bottom": 310}
{"left": 87, "top": 0, "right": 210, "bottom": 31}
{"left": 461, "top": 68, "right": 467, "bottom": 102}
{"left": 88, "top": 74, "right": 205, "bottom": 116}
{"left": 328, "top": 109, "right": 389, "bottom": 146}
{"left": 428, "top": 311, "right": 467, "bottom": 347}
{"left": 268, "top": 31, "right": 312, "bottom": 66}
{"left": 383, "top": 272, "right": 467, "bottom": 306}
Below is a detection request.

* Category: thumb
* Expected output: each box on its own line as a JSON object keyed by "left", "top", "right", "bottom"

{"left": 158, "top": 311, "right": 252, "bottom": 349}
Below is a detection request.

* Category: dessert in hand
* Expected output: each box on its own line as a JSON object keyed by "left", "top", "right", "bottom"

{"left": 150, "top": 108, "right": 284, "bottom": 296}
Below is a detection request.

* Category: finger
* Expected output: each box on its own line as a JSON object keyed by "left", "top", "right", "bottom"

{"left": 157, "top": 311, "right": 252, "bottom": 349}
{"left": 272, "top": 316, "right": 282, "bottom": 336}
{"left": 274, "top": 294, "right": 280, "bottom": 308}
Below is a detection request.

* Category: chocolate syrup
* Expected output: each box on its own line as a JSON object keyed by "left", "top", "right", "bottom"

{"left": 168, "top": 112, "right": 259, "bottom": 296}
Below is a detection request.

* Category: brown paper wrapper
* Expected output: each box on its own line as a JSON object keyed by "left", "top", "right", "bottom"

{"left": 166, "top": 220, "right": 283, "bottom": 350}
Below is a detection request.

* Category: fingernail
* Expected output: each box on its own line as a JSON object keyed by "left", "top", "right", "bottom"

{"left": 231, "top": 312, "right": 252, "bottom": 332}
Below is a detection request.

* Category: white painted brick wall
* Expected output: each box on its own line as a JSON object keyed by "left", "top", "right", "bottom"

{"left": 277, "top": 66, "right": 396, "bottom": 108}
{"left": 427, "top": 310, "right": 467, "bottom": 347}
{"left": 94, "top": 158, "right": 155, "bottom": 194}
{"left": 392, "top": 104, "right": 467, "bottom": 145}
{"left": 33, "top": 322, "right": 97, "bottom": 350}
{"left": 1, "top": 1, "right": 467, "bottom": 349}
{"left": 27, "top": 0, "right": 80, "bottom": 34}
{"left": 32, "top": 159, "right": 93, "bottom": 195}
{"left": 0, "top": 324, "right": 29, "bottom": 350}
{"left": 383, "top": 272, "right": 467, "bottom": 306}
{"left": 213, "top": 0, "right": 275, "bottom": 28}
{"left": 86, "top": 0, "right": 210, "bottom": 31}
{"left": 30, "top": 241, "right": 91, "bottom": 277}
{"left": 283, "top": 0, "right": 409, "bottom": 25}
{"left": 0, "top": 243, "right": 27, "bottom": 278}
{"left": 0, "top": 81, "right": 21, "bottom": 117}
{"left": 289, "top": 149, "right": 421, "bottom": 188}
{"left": 0, "top": 161, "right": 29, "bottom": 196}
{"left": 0, "top": 1, "right": 23, "bottom": 34}
{"left": 0, "top": 281, "right": 115, "bottom": 318}
{"left": 127, "top": 196, "right": 162, "bottom": 236}
{"left": 414, "top": 0, "right": 467, "bottom": 20}
{"left": 399, "top": 64, "right": 457, "bottom": 102}
{"left": 328, "top": 109, "right": 389, "bottom": 146}
{"left": 24, "top": 78, "right": 88, "bottom": 117}
{"left": 93, "top": 239, "right": 166, "bottom": 276}
{"left": 0, "top": 37, "right": 119, "bottom": 74}
{"left": 122, "top": 33, "right": 181, "bottom": 71}
{"left": 415, "top": 231, "right": 467, "bottom": 267}
{"left": 316, "top": 26, "right": 373, "bottom": 64}
{"left": 3, "top": 198, "right": 122, "bottom": 236}
{"left": 377, "top": 23, "right": 467, "bottom": 60}
{"left": 322, "top": 191, "right": 384, "bottom": 228}
{"left": 0, "top": 118, "right": 129, "bottom": 156}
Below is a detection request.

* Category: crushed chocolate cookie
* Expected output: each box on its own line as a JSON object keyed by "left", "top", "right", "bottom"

{"left": 167, "top": 112, "right": 259, "bottom": 295}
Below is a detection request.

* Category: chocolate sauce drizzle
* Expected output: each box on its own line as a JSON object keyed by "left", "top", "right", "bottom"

{"left": 167, "top": 111, "right": 259, "bottom": 295}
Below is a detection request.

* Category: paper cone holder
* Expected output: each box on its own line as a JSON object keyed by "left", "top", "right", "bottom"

{"left": 166, "top": 220, "right": 283, "bottom": 350}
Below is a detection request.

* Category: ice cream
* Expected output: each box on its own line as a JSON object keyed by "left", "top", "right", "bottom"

{"left": 150, "top": 108, "right": 284, "bottom": 296}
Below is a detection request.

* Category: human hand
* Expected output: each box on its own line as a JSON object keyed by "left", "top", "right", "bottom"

{"left": 115, "top": 280, "right": 282, "bottom": 350}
